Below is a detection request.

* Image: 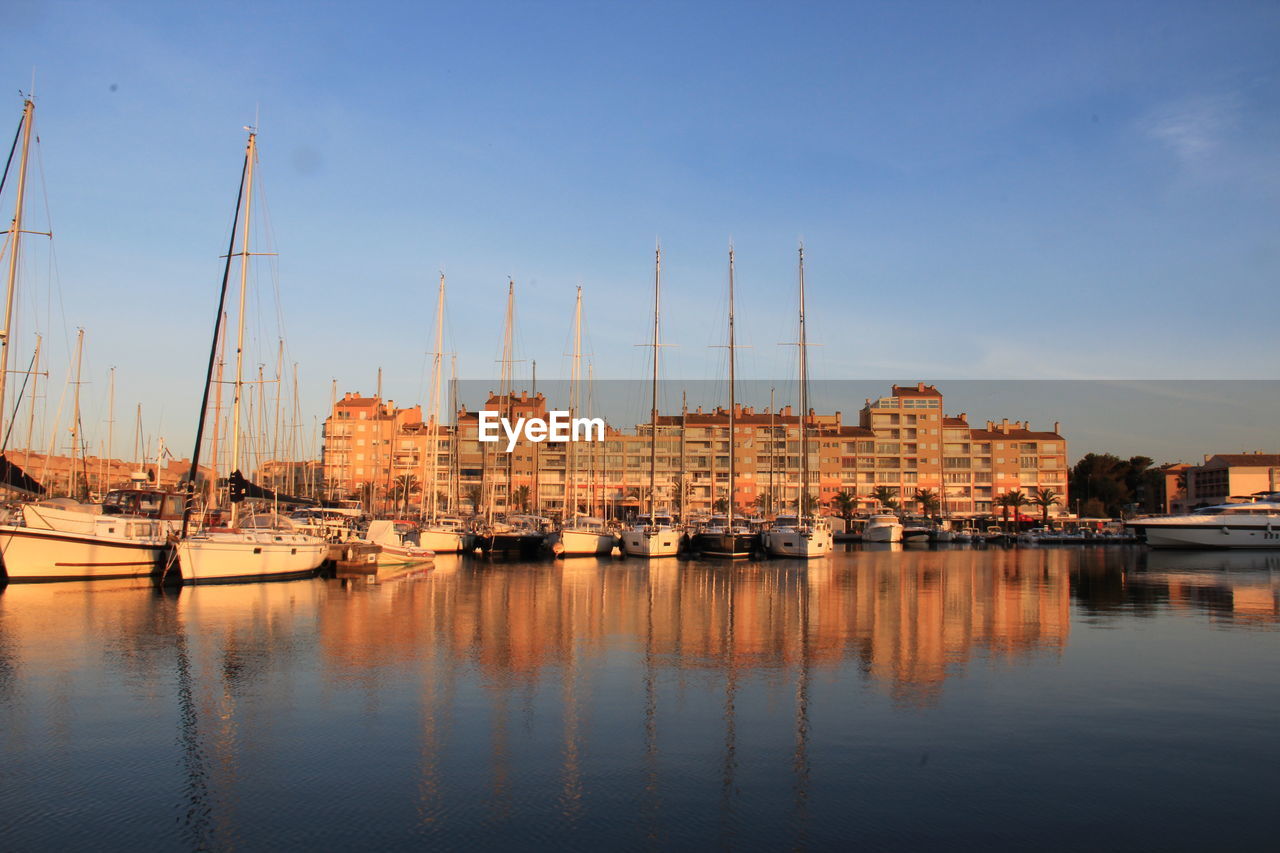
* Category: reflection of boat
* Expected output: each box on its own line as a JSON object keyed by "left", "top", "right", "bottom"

{"left": 1127, "top": 499, "right": 1280, "bottom": 549}
{"left": 1141, "top": 548, "right": 1280, "bottom": 573}
{"left": 863, "top": 514, "right": 903, "bottom": 543}
{"left": 169, "top": 130, "right": 326, "bottom": 585}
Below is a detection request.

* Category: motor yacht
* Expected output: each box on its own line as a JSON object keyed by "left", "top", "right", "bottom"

{"left": 1127, "top": 498, "right": 1280, "bottom": 549}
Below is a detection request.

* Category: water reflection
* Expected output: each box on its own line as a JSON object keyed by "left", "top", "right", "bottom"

{"left": 4, "top": 548, "right": 1275, "bottom": 848}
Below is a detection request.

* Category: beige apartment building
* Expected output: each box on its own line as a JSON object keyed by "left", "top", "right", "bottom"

{"left": 321, "top": 383, "right": 1069, "bottom": 519}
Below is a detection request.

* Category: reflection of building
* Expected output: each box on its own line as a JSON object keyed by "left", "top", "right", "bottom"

{"left": 1183, "top": 453, "right": 1280, "bottom": 508}
{"left": 321, "top": 383, "right": 1068, "bottom": 518}
{"left": 315, "top": 551, "right": 1071, "bottom": 706}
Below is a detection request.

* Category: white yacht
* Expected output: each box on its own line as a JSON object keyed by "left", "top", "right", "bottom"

{"left": 766, "top": 515, "right": 833, "bottom": 558}
{"left": 1127, "top": 498, "right": 1280, "bottom": 549}
{"left": 622, "top": 514, "right": 681, "bottom": 557}
{"left": 419, "top": 517, "right": 473, "bottom": 553}
{"left": 863, "top": 514, "right": 904, "bottom": 543}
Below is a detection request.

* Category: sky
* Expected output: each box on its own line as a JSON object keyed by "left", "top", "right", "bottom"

{"left": 1, "top": 0, "right": 1278, "bottom": 465}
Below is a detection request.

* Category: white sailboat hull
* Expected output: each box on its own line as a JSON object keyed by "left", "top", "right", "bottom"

{"left": 621, "top": 527, "right": 680, "bottom": 557}
{"left": 419, "top": 528, "right": 471, "bottom": 553}
{"left": 766, "top": 527, "right": 833, "bottom": 558}
{"left": 174, "top": 530, "right": 326, "bottom": 584}
{"left": 556, "top": 528, "right": 616, "bottom": 556}
{"left": 0, "top": 524, "right": 165, "bottom": 582}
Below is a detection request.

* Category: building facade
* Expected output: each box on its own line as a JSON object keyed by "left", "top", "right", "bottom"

{"left": 320, "top": 383, "right": 1069, "bottom": 519}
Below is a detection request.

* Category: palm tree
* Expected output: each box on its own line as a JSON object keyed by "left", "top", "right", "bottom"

{"left": 512, "top": 484, "right": 531, "bottom": 513}
{"left": 392, "top": 474, "right": 419, "bottom": 514}
{"left": 1004, "top": 489, "right": 1030, "bottom": 532}
{"left": 871, "top": 485, "right": 899, "bottom": 511}
{"left": 464, "top": 484, "right": 483, "bottom": 516}
{"left": 1031, "top": 487, "right": 1060, "bottom": 527}
{"left": 831, "top": 490, "right": 858, "bottom": 527}
{"left": 914, "top": 488, "right": 940, "bottom": 518}
{"left": 755, "top": 492, "right": 772, "bottom": 515}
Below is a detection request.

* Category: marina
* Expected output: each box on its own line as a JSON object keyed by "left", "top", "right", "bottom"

{"left": 2, "top": 545, "right": 1279, "bottom": 849}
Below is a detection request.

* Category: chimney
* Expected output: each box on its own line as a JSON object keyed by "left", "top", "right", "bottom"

{"left": 1054, "top": 421, "right": 1060, "bottom": 433}
{"left": 1001, "top": 418, "right": 1010, "bottom": 433}
{"left": 917, "top": 381, "right": 925, "bottom": 391}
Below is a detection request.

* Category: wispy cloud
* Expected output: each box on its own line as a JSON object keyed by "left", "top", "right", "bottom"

{"left": 1140, "top": 92, "right": 1241, "bottom": 163}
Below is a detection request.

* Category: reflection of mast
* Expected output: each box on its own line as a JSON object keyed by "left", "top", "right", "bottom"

{"left": 170, "top": 603, "right": 216, "bottom": 850}
{"left": 792, "top": 567, "right": 812, "bottom": 842}
{"left": 720, "top": 572, "right": 738, "bottom": 841}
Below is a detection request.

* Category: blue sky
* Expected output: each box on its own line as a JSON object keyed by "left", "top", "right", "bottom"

{"left": 2, "top": 0, "right": 1278, "bottom": 463}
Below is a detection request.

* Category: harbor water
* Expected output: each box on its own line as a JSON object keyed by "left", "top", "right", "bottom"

{"left": 2, "top": 545, "right": 1278, "bottom": 850}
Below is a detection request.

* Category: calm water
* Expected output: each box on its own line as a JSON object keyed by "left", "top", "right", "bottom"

{"left": 2, "top": 546, "right": 1279, "bottom": 851}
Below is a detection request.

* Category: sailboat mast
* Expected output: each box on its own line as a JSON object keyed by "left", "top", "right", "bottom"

{"left": 227, "top": 132, "right": 257, "bottom": 527}
{"left": 183, "top": 132, "right": 251, "bottom": 537}
{"left": 105, "top": 366, "right": 115, "bottom": 492}
{"left": 0, "top": 98, "right": 35, "bottom": 441}
{"left": 23, "top": 334, "right": 41, "bottom": 470}
{"left": 649, "top": 245, "right": 660, "bottom": 519}
{"left": 727, "top": 245, "right": 736, "bottom": 531}
{"left": 70, "top": 328, "right": 84, "bottom": 499}
{"left": 568, "top": 286, "right": 582, "bottom": 519}
{"left": 427, "top": 273, "right": 445, "bottom": 523}
{"left": 798, "top": 245, "right": 809, "bottom": 519}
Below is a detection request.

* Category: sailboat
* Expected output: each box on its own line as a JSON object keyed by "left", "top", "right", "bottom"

{"left": 554, "top": 287, "right": 616, "bottom": 557}
{"left": 690, "top": 245, "right": 759, "bottom": 559}
{"left": 0, "top": 99, "right": 177, "bottom": 582}
{"left": 166, "top": 129, "right": 326, "bottom": 585}
{"left": 621, "top": 246, "right": 680, "bottom": 558}
{"left": 419, "top": 273, "right": 470, "bottom": 553}
{"left": 475, "top": 281, "right": 547, "bottom": 558}
{"left": 765, "top": 245, "right": 832, "bottom": 558}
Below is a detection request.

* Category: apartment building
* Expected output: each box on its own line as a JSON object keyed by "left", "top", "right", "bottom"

{"left": 321, "top": 383, "right": 1069, "bottom": 519}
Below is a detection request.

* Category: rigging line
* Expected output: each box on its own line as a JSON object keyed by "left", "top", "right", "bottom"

{"left": 0, "top": 108, "right": 21, "bottom": 199}
{"left": 0, "top": 345, "right": 38, "bottom": 452}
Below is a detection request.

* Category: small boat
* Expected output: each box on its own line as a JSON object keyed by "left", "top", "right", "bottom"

{"left": 363, "top": 519, "right": 434, "bottom": 565}
{"left": 690, "top": 515, "right": 759, "bottom": 559}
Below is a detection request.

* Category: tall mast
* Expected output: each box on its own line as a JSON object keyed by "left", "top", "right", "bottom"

{"left": 449, "top": 354, "right": 458, "bottom": 513}
{"left": 727, "top": 244, "right": 737, "bottom": 531}
{"left": 69, "top": 328, "right": 85, "bottom": 499}
{"left": 182, "top": 131, "right": 251, "bottom": 537}
{"left": 105, "top": 365, "right": 115, "bottom": 492}
{"left": 567, "top": 286, "right": 582, "bottom": 520}
{"left": 649, "top": 245, "right": 660, "bottom": 520}
{"left": 798, "top": 245, "right": 810, "bottom": 520}
{"left": 1, "top": 98, "right": 35, "bottom": 441}
{"left": 426, "top": 273, "right": 445, "bottom": 523}
{"left": 23, "top": 334, "right": 41, "bottom": 470}
{"left": 227, "top": 132, "right": 257, "bottom": 528}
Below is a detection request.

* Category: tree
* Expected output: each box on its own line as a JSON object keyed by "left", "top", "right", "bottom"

{"left": 755, "top": 492, "right": 772, "bottom": 515}
{"left": 831, "top": 490, "right": 858, "bottom": 526}
{"left": 512, "top": 484, "right": 530, "bottom": 513}
{"left": 392, "top": 474, "right": 419, "bottom": 514}
{"left": 464, "top": 484, "right": 483, "bottom": 515}
{"left": 713, "top": 497, "right": 729, "bottom": 514}
{"left": 1070, "top": 453, "right": 1155, "bottom": 518}
{"left": 871, "top": 485, "right": 899, "bottom": 511}
{"left": 914, "top": 488, "right": 940, "bottom": 517}
{"left": 1030, "top": 487, "right": 1060, "bottom": 527}
{"left": 1002, "top": 489, "right": 1030, "bottom": 532}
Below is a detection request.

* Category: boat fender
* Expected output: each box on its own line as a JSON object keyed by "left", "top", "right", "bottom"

{"left": 1222, "top": 526, "right": 1230, "bottom": 535}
